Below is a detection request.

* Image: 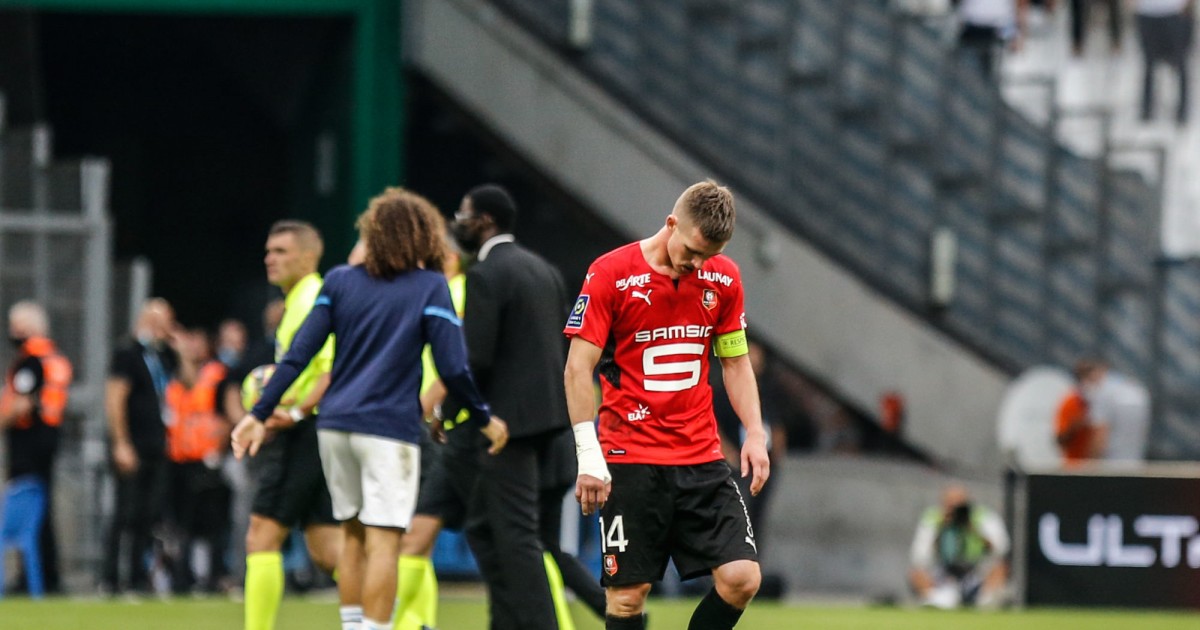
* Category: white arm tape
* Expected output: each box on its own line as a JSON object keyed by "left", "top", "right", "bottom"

{"left": 572, "top": 421, "right": 611, "bottom": 485}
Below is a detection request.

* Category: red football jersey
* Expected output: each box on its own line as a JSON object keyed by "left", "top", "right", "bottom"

{"left": 564, "top": 241, "right": 748, "bottom": 465}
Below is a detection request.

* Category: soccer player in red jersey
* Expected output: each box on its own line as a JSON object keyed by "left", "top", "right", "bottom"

{"left": 563, "top": 181, "right": 770, "bottom": 630}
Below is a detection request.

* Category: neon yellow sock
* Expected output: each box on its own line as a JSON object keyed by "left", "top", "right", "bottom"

{"left": 395, "top": 555, "right": 436, "bottom": 630}
{"left": 419, "top": 556, "right": 438, "bottom": 626}
{"left": 544, "top": 551, "right": 575, "bottom": 630}
{"left": 245, "top": 551, "right": 285, "bottom": 630}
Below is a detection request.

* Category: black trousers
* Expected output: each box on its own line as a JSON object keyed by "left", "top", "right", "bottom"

{"left": 465, "top": 431, "right": 559, "bottom": 630}
{"left": 102, "top": 454, "right": 170, "bottom": 592}
{"left": 168, "top": 461, "right": 231, "bottom": 592}
{"left": 540, "top": 485, "right": 606, "bottom": 618}
{"left": 958, "top": 24, "right": 1002, "bottom": 80}
{"left": 1070, "top": 0, "right": 1123, "bottom": 52}
{"left": 1137, "top": 12, "right": 1193, "bottom": 123}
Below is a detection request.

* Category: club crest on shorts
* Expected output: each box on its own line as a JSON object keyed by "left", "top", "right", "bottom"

{"left": 702, "top": 289, "right": 718, "bottom": 311}
{"left": 604, "top": 554, "right": 619, "bottom": 577}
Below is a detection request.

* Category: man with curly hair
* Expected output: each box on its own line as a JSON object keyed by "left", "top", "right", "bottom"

{"left": 233, "top": 188, "right": 508, "bottom": 630}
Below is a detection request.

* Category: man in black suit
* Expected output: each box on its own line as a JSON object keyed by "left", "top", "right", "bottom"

{"left": 452, "top": 184, "right": 601, "bottom": 630}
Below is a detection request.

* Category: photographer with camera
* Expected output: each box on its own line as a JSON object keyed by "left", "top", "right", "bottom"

{"left": 908, "top": 483, "right": 1009, "bottom": 609}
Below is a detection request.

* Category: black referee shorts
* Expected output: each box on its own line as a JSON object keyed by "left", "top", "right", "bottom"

{"left": 413, "top": 431, "right": 469, "bottom": 530}
{"left": 599, "top": 461, "right": 758, "bottom": 587}
{"left": 250, "top": 417, "right": 336, "bottom": 527}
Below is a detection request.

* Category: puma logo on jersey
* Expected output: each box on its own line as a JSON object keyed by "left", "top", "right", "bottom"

{"left": 632, "top": 289, "right": 652, "bottom": 305}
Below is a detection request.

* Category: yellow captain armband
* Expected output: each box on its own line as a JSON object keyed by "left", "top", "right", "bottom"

{"left": 714, "top": 329, "right": 748, "bottom": 358}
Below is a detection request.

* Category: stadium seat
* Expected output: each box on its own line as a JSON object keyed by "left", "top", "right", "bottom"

{"left": 0, "top": 475, "right": 48, "bottom": 599}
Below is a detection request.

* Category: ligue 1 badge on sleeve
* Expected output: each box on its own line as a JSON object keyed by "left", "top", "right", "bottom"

{"left": 567, "top": 295, "right": 590, "bottom": 328}
{"left": 604, "top": 554, "right": 619, "bottom": 577}
{"left": 702, "top": 289, "right": 718, "bottom": 311}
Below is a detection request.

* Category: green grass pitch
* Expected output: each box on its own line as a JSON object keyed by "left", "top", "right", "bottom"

{"left": 1, "top": 596, "right": 1198, "bottom": 629}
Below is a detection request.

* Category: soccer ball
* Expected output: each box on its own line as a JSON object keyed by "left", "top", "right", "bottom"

{"left": 241, "top": 364, "right": 276, "bottom": 412}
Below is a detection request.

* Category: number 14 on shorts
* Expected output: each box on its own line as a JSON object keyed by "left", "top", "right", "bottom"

{"left": 600, "top": 515, "right": 629, "bottom": 553}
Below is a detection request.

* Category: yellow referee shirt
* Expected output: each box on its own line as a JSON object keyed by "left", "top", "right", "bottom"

{"left": 277, "top": 272, "right": 335, "bottom": 406}
{"left": 420, "top": 273, "right": 466, "bottom": 394}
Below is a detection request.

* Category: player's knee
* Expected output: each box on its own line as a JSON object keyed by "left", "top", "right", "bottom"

{"left": 400, "top": 516, "right": 440, "bottom": 556}
{"left": 304, "top": 527, "right": 343, "bottom": 573}
{"left": 717, "top": 562, "right": 761, "bottom": 606}
{"left": 246, "top": 516, "right": 286, "bottom": 554}
{"left": 400, "top": 532, "right": 434, "bottom": 557}
{"left": 606, "top": 583, "right": 652, "bottom": 616}
{"left": 305, "top": 538, "right": 334, "bottom": 573}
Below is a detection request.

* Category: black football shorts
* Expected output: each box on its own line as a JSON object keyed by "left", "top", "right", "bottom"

{"left": 598, "top": 461, "right": 758, "bottom": 587}
{"left": 413, "top": 431, "right": 469, "bottom": 530}
{"left": 250, "top": 417, "right": 337, "bottom": 527}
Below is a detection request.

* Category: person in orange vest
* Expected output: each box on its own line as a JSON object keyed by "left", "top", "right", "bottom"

{"left": 1054, "top": 360, "right": 1105, "bottom": 466}
{"left": 164, "top": 328, "right": 232, "bottom": 594}
{"left": 1054, "top": 389, "right": 1096, "bottom": 466}
{"left": 0, "top": 300, "right": 73, "bottom": 594}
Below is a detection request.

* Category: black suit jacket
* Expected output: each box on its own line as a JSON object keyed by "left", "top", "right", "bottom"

{"left": 464, "top": 240, "right": 571, "bottom": 439}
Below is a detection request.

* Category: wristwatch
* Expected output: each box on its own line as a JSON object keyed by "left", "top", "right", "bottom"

{"left": 288, "top": 407, "right": 305, "bottom": 423}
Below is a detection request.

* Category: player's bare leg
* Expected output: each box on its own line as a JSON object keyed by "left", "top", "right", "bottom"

{"left": 399, "top": 516, "right": 440, "bottom": 557}
{"left": 688, "top": 560, "right": 760, "bottom": 630}
{"left": 338, "top": 519, "right": 367, "bottom": 628}
{"left": 605, "top": 582, "right": 651, "bottom": 629}
{"left": 362, "top": 524, "right": 404, "bottom": 628}
{"left": 304, "top": 523, "right": 343, "bottom": 573}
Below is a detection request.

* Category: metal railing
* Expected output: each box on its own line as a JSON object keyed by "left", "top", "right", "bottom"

{"left": 484, "top": 0, "right": 1192, "bottom": 457}
{"left": 0, "top": 97, "right": 114, "bottom": 592}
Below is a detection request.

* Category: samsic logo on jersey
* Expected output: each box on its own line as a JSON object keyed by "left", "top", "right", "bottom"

{"left": 604, "top": 554, "right": 619, "bottom": 576}
{"left": 616, "top": 273, "right": 651, "bottom": 291}
{"left": 633, "top": 325, "right": 714, "bottom": 343}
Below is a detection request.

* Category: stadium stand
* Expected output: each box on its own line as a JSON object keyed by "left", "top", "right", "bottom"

{"left": 476, "top": 0, "right": 1200, "bottom": 459}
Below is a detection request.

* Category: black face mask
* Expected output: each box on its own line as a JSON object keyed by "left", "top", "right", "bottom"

{"left": 9, "top": 335, "right": 27, "bottom": 349}
{"left": 452, "top": 220, "right": 481, "bottom": 254}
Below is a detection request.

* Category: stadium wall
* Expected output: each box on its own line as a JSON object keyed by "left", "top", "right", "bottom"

{"left": 765, "top": 456, "right": 1003, "bottom": 598}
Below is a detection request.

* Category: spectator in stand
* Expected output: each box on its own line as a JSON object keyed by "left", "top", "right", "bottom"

{"left": 1070, "top": 0, "right": 1122, "bottom": 56}
{"left": 1134, "top": 0, "right": 1194, "bottom": 124}
{"left": 1054, "top": 367, "right": 1097, "bottom": 465}
{"left": 1076, "top": 359, "right": 1151, "bottom": 464}
{"left": 956, "top": 0, "right": 1030, "bottom": 78}
{"left": 215, "top": 319, "right": 247, "bottom": 373}
{"left": 1, "top": 300, "right": 72, "bottom": 595}
{"left": 909, "top": 483, "right": 1009, "bottom": 609}
{"left": 164, "top": 328, "right": 232, "bottom": 594}
{"left": 102, "top": 298, "right": 178, "bottom": 596}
